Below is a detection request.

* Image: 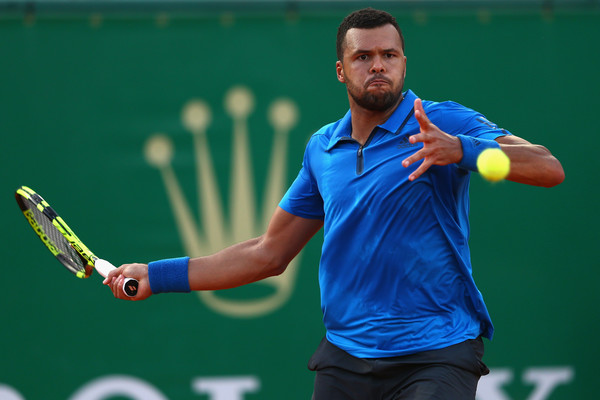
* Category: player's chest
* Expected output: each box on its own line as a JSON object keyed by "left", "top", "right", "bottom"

{"left": 314, "top": 132, "right": 425, "bottom": 199}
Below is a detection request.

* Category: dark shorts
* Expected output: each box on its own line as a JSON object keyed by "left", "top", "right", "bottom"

{"left": 308, "top": 337, "right": 490, "bottom": 400}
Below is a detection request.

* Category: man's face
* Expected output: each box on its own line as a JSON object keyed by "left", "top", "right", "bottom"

{"left": 337, "top": 24, "right": 407, "bottom": 112}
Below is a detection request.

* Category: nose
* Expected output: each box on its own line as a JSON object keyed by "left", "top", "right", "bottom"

{"left": 370, "top": 55, "right": 386, "bottom": 73}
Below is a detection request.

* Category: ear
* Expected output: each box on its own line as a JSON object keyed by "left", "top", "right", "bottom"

{"left": 336, "top": 60, "right": 345, "bottom": 83}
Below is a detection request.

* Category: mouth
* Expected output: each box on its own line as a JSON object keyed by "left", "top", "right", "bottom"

{"left": 366, "top": 77, "right": 392, "bottom": 88}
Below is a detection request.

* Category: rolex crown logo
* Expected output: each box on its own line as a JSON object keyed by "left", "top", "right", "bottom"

{"left": 144, "top": 86, "right": 302, "bottom": 318}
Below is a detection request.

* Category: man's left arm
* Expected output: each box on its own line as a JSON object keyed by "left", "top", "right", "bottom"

{"left": 402, "top": 98, "right": 565, "bottom": 187}
{"left": 495, "top": 135, "right": 564, "bottom": 187}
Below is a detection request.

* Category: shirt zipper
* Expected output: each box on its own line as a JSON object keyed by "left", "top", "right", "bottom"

{"left": 339, "top": 107, "right": 415, "bottom": 175}
{"left": 355, "top": 128, "right": 378, "bottom": 175}
{"left": 356, "top": 145, "right": 365, "bottom": 175}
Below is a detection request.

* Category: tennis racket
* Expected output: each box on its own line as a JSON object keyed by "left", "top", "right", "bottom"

{"left": 15, "top": 185, "right": 138, "bottom": 296}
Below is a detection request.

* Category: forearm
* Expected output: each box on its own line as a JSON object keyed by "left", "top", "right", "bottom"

{"left": 105, "top": 208, "right": 322, "bottom": 300}
{"left": 497, "top": 137, "right": 565, "bottom": 187}
{"left": 188, "top": 235, "right": 285, "bottom": 291}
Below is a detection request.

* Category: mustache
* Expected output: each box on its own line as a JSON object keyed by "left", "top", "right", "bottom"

{"left": 365, "top": 74, "right": 392, "bottom": 86}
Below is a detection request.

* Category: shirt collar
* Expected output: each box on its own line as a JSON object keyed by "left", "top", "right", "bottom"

{"left": 326, "top": 89, "right": 418, "bottom": 151}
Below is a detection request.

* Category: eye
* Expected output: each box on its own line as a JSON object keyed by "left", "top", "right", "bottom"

{"left": 358, "top": 54, "right": 369, "bottom": 61}
{"left": 385, "top": 53, "right": 395, "bottom": 59}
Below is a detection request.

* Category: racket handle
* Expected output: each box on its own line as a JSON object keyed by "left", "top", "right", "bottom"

{"left": 95, "top": 258, "right": 139, "bottom": 297}
{"left": 122, "top": 277, "right": 139, "bottom": 297}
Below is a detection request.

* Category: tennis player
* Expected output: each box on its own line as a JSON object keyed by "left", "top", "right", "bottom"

{"left": 105, "top": 8, "right": 564, "bottom": 399}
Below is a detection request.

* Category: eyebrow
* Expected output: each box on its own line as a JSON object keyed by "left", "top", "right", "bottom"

{"left": 352, "top": 48, "right": 400, "bottom": 55}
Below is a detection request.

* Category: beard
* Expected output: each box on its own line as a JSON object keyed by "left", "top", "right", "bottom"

{"left": 346, "top": 75, "right": 403, "bottom": 112}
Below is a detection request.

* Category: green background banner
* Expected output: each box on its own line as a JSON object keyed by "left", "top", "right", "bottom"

{"left": 1, "top": 3, "right": 598, "bottom": 399}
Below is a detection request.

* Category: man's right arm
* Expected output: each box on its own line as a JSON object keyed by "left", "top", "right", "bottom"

{"left": 104, "top": 207, "right": 323, "bottom": 300}
{"left": 188, "top": 207, "right": 323, "bottom": 291}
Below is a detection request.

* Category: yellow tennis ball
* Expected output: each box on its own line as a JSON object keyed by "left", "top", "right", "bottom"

{"left": 477, "top": 148, "right": 510, "bottom": 182}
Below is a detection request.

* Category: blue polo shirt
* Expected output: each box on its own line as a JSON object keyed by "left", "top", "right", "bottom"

{"left": 279, "top": 90, "right": 509, "bottom": 358}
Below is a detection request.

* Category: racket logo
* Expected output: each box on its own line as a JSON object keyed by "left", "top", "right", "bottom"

{"left": 125, "top": 282, "right": 139, "bottom": 296}
{"left": 23, "top": 209, "right": 61, "bottom": 256}
{"left": 144, "top": 86, "right": 304, "bottom": 318}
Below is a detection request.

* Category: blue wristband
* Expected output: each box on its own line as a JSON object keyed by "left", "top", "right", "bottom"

{"left": 148, "top": 257, "right": 191, "bottom": 294}
{"left": 456, "top": 135, "right": 500, "bottom": 171}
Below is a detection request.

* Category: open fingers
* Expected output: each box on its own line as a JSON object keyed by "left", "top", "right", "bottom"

{"left": 402, "top": 147, "right": 433, "bottom": 181}
{"left": 402, "top": 148, "right": 425, "bottom": 168}
{"left": 414, "top": 98, "right": 431, "bottom": 131}
{"left": 409, "top": 98, "right": 434, "bottom": 146}
{"left": 408, "top": 158, "right": 433, "bottom": 181}
{"left": 402, "top": 148, "right": 434, "bottom": 181}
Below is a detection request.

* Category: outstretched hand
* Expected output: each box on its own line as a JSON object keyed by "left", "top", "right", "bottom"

{"left": 402, "top": 98, "right": 463, "bottom": 181}
{"left": 104, "top": 263, "right": 153, "bottom": 301}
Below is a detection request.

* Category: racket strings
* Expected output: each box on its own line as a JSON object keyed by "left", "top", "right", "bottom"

{"left": 26, "top": 199, "right": 87, "bottom": 274}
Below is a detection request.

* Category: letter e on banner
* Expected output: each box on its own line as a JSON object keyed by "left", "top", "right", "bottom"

{"left": 192, "top": 376, "right": 260, "bottom": 400}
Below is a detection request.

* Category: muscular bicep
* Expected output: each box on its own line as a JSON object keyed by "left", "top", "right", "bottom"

{"left": 262, "top": 207, "right": 323, "bottom": 268}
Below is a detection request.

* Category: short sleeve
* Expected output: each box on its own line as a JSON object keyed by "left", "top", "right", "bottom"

{"left": 279, "top": 144, "right": 325, "bottom": 220}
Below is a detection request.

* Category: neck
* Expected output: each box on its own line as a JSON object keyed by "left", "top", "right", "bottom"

{"left": 349, "top": 95, "right": 403, "bottom": 145}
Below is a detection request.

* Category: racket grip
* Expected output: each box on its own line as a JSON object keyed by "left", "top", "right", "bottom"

{"left": 95, "top": 258, "right": 138, "bottom": 297}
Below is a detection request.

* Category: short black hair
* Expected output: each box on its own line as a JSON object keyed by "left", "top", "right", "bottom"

{"left": 336, "top": 8, "right": 404, "bottom": 62}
